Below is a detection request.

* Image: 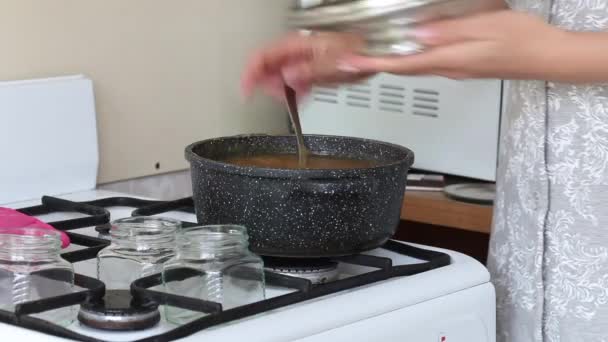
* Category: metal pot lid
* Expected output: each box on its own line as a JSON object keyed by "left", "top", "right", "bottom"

{"left": 443, "top": 183, "right": 495, "bottom": 205}
{"left": 288, "top": 0, "right": 451, "bottom": 28}
{"left": 294, "top": 0, "right": 356, "bottom": 9}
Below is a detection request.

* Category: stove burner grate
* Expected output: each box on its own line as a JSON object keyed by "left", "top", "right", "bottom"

{"left": 1, "top": 195, "right": 452, "bottom": 342}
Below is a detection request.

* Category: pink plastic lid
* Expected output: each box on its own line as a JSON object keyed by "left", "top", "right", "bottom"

{"left": 0, "top": 207, "right": 71, "bottom": 248}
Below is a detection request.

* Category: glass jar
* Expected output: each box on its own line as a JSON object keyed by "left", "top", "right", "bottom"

{"left": 162, "top": 225, "right": 265, "bottom": 325}
{"left": 0, "top": 227, "right": 75, "bottom": 326}
{"left": 97, "top": 217, "right": 180, "bottom": 290}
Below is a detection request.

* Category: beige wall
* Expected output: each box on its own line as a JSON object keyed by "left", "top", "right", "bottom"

{"left": 0, "top": 1, "right": 289, "bottom": 184}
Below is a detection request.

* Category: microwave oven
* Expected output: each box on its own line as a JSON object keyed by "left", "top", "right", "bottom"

{"left": 298, "top": 74, "right": 503, "bottom": 181}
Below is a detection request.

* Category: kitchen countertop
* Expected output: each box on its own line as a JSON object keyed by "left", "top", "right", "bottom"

{"left": 401, "top": 190, "right": 493, "bottom": 234}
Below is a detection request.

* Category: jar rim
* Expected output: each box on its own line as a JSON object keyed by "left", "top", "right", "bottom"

{"left": 111, "top": 216, "right": 181, "bottom": 237}
{"left": 176, "top": 225, "right": 249, "bottom": 250}
{"left": 175, "top": 225, "right": 250, "bottom": 256}
{"left": 179, "top": 225, "right": 248, "bottom": 237}
{"left": 0, "top": 227, "right": 62, "bottom": 250}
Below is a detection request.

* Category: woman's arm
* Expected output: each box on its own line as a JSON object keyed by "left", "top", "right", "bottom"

{"left": 242, "top": 5, "right": 608, "bottom": 99}
{"left": 338, "top": 10, "right": 608, "bottom": 84}
{"left": 544, "top": 31, "right": 608, "bottom": 83}
{"left": 242, "top": 1, "right": 511, "bottom": 98}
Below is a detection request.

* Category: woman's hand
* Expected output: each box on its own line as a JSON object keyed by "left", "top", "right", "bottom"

{"left": 241, "top": 32, "right": 371, "bottom": 100}
{"left": 338, "top": 10, "right": 569, "bottom": 81}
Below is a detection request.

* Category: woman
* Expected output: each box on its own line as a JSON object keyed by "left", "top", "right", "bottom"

{"left": 241, "top": 1, "right": 608, "bottom": 341}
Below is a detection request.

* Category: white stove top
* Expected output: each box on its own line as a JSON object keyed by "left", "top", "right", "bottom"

{"left": 2, "top": 190, "right": 494, "bottom": 342}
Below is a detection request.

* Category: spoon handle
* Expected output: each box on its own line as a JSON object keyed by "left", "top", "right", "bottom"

{"left": 284, "top": 85, "right": 310, "bottom": 166}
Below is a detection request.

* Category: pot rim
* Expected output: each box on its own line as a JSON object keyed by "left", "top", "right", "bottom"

{"left": 184, "top": 134, "right": 415, "bottom": 179}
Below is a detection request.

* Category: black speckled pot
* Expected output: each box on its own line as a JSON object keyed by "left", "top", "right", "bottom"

{"left": 185, "top": 134, "right": 414, "bottom": 258}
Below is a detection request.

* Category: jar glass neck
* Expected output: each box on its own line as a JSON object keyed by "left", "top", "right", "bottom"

{"left": 0, "top": 228, "right": 62, "bottom": 261}
{"left": 177, "top": 225, "right": 250, "bottom": 258}
{"left": 110, "top": 217, "right": 180, "bottom": 250}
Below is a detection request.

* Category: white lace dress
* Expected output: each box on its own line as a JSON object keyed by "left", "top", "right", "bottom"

{"left": 487, "top": 1, "right": 608, "bottom": 341}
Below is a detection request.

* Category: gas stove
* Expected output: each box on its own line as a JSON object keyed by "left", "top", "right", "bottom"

{"left": 1, "top": 75, "right": 495, "bottom": 341}
{"left": 2, "top": 190, "right": 495, "bottom": 342}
